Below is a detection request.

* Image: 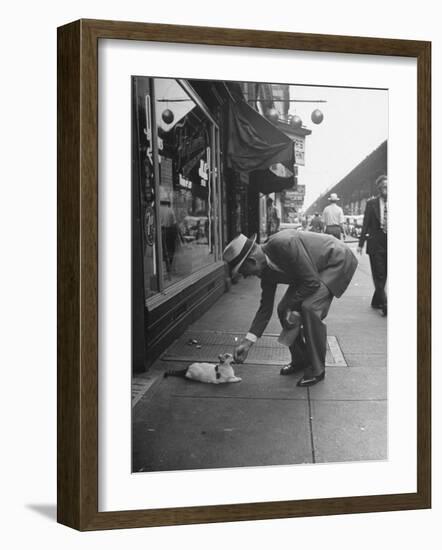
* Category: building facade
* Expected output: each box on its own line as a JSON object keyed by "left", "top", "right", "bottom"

{"left": 133, "top": 77, "right": 301, "bottom": 372}
{"left": 240, "top": 82, "right": 312, "bottom": 237}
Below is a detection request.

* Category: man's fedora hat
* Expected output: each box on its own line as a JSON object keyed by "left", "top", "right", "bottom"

{"left": 223, "top": 233, "right": 257, "bottom": 278}
{"left": 328, "top": 192, "right": 340, "bottom": 201}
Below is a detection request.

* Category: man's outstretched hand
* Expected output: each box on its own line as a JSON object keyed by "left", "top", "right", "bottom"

{"left": 234, "top": 339, "right": 253, "bottom": 363}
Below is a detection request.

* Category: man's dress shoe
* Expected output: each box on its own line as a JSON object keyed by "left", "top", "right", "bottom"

{"left": 280, "top": 363, "right": 305, "bottom": 375}
{"left": 296, "top": 370, "right": 325, "bottom": 387}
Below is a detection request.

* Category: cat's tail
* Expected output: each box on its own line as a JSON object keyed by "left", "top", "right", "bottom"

{"left": 163, "top": 368, "right": 188, "bottom": 378}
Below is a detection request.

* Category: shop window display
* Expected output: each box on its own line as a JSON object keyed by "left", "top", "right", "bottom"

{"left": 155, "top": 78, "right": 216, "bottom": 288}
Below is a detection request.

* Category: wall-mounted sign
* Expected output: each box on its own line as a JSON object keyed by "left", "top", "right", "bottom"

{"left": 284, "top": 190, "right": 305, "bottom": 201}
{"left": 294, "top": 136, "right": 305, "bottom": 166}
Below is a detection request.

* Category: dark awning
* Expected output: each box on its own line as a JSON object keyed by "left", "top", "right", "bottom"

{"left": 226, "top": 100, "right": 295, "bottom": 193}
{"left": 226, "top": 100, "right": 295, "bottom": 173}
{"left": 249, "top": 168, "right": 294, "bottom": 195}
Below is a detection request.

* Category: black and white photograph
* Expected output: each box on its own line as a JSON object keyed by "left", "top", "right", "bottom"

{"left": 131, "top": 76, "right": 388, "bottom": 473}
{"left": 1, "top": 0, "right": 435, "bottom": 542}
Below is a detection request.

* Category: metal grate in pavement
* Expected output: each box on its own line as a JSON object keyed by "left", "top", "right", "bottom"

{"left": 327, "top": 336, "right": 347, "bottom": 366}
{"left": 162, "top": 330, "right": 347, "bottom": 367}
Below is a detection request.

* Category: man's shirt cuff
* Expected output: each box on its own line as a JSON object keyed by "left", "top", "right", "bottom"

{"left": 245, "top": 332, "right": 258, "bottom": 343}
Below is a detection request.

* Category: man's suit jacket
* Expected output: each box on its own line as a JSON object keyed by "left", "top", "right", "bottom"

{"left": 359, "top": 196, "right": 387, "bottom": 255}
{"left": 248, "top": 230, "right": 358, "bottom": 337}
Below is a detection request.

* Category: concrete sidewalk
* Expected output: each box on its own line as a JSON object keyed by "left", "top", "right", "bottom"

{"left": 132, "top": 243, "right": 387, "bottom": 472}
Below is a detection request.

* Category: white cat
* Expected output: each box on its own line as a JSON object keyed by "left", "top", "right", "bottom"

{"left": 164, "top": 353, "right": 241, "bottom": 384}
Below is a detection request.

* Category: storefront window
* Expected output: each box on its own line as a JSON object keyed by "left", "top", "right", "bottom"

{"left": 154, "top": 78, "right": 217, "bottom": 288}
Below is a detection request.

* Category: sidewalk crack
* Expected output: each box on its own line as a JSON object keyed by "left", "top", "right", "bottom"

{"left": 307, "top": 388, "right": 316, "bottom": 464}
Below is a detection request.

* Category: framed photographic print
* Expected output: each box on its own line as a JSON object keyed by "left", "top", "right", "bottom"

{"left": 57, "top": 19, "right": 431, "bottom": 530}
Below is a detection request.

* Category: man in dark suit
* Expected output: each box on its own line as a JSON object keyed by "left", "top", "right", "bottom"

{"left": 357, "top": 175, "right": 388, "bottom": 316}
{"left": 223, "top": 230, "right": 358, "bottom": 387}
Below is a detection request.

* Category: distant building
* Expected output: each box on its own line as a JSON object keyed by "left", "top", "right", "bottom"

{"left": 305, "top": 140, "right": 387, "bottom": 216}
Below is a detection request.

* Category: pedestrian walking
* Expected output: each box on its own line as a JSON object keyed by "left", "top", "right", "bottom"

{"left": 159, "top": 196, "right": 178, "bottom": 276}
{"left": 266, "top": 197, "right": 280, "bottom": 237}
{"left": 309, "top": 212, "right": 324, "bottom": 233}
{"left": 322, "top": 193, "right": 345, "bottom": 239}
{"left": 223, "top": 230, "right": 358, "bottom": 387}
{"left": 357, "top": 175, "right": 388, "bottom": 316}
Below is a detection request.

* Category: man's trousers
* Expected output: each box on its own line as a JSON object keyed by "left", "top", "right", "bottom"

{"left": 325, "top": 225, "right": 341, "bottom": 240}
{"left": 277, "top": 281, "right": 333, "bottom": 378}
{"left": 368, "top": 232, "right": 387, "bottom": 309}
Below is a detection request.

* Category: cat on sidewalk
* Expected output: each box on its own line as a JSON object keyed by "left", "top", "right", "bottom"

{"left": 164, "top": 353, "right": 241, "bottom": 384}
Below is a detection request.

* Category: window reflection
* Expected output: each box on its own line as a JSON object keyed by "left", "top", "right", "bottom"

{"left": 155, "top": 79, "right": 216, "bottom": 287}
